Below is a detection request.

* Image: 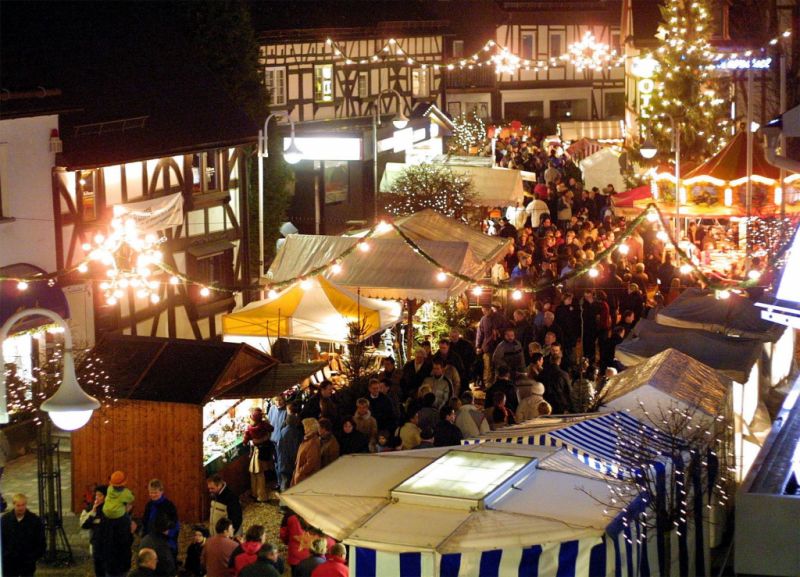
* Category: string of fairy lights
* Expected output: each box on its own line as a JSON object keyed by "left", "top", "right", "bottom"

{"left": 314, "top": 27, "right": 792, "bottom": 77}
{"left": 0, "top": 202, "right": 789, "bottom": 304}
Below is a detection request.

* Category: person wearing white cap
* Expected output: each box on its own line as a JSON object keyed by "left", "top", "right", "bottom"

{"left": 515, "top": 379, "right": 548, "bottom": 423}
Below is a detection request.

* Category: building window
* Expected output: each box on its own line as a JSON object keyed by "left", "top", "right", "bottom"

{"left": 192, "top": 151, "right": 220, "bottom": 194}
{"left": 549, "top": 32, "right": 563, "bottom": 58}
{"left": 610, "top": 31, "right": 621, "bottom": 54}
{"left": 452, "top": 40, "right": 464, "bottom": 58}
{"left": 465, "top": 101, "right": 490, "bottom": 120}
{"left": 550, "top": 99, "right": 588, "bottom": 120}
{"left": 412, "top": 69, "right": 429, "bottom": 98}
{"left": 314, "top": 64, "right": 334, "bottom": 103}
{"left": 358, "top": 72, "right": 369, "bottom": 98}
{"left": 604, "top": 92, "right": 625, "bottom": 118}
{"left": 78, "top": 170, "right": 97, "bottom": 221}
{"left": 521, "top": 32, "right": 535, "bottom": 60}
{"left": 265, "top": 67, "right": 286, "bottom": 106}
{"left": 186, "top": 243, "right": 234, "bottom": 302}
{"left": 504, "top": 101, "right": 544, "bottom": 120}
{"left": 323, "top": 161, "right": 349, "bottom": 204}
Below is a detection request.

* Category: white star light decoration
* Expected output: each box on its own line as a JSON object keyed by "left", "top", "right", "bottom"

{"left": 562, "top": 32, "right": 619, "bottom": 72}
{"left": 82, "top": 218, "right": 166, "bottom": 306}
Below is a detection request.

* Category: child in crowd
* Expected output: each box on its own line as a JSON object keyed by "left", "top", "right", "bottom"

{"left": 183, "top": 525, "right": 209, "bottom": 576}
{"left": 102, "top": 470, "right": 134, "bottom": 520}
{"left": 375, "top": 431, "right": 394, "bottom": 453}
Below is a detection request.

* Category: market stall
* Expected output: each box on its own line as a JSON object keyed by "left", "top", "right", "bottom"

{"left": 222, "top": 276, "right": 402, "bottom": 346}
{"left": 656, "top": 288, "right": 794, "bottom": 387}
{"left": 580, "top": 147, "right": 626, "bottom": 194}
{"left": 72, "top": 334, "right": 277, "bottom": 521}
{"left": 281, "top": 443, "right": 657, "bottom": 577}
{"left": 266, "top": 235, "right": 485, "bottom": 302}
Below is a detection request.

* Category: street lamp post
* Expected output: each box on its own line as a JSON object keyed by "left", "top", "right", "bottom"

{"left": 639, "top": 114, "right": 681, "bottom": 240}
{"left": 0, "top": 308, "right": 101, "bottom": 570}
{"left": 370, "top": 88, "right": 409, "bottom": 221}
{"left": 257, "top": 111, "right": 302, "bottom": 281}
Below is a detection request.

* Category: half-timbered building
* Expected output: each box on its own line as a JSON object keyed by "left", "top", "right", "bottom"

{"left": 445, "top": 1, "right": 626, "bottom": 136}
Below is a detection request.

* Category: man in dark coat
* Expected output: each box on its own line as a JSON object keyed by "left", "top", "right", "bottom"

{"left": 277, "top": 403, "right": 304, "bottom": 492}
{"left": 367, "top": 378, "right": 397, "bottom": 434}
{"left": 139, "top": 514, "right": 177, "bottom": 577}
{"left": 483, "top": 365, "right": 518, "bottom": 413}
{"left": 449, "top": 328, "right": 476, "bottom": 385}
{"left": 433, "top": 406, "right": 463, "bottom": 447}
{"left": 1, "top": 494, "right": 46, "bottom": 577}
{"left": 540, "top": 349, "right": 573, "bottom": 414}
{"left": 141, "top": 479, "right": 179, "bottom": 559}
{"left": 207, "top": 474, "right": 243, "bottom": 535}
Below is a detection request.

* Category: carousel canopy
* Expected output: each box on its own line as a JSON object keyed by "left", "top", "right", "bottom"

{"left": 683, "top": 131, "right": 779, "bottom": 186}
{"left": 266, "top": 235, "right": 484, "bottom": 302}
{"left": 222, "top": 276, "right": 401, "bottom": 342}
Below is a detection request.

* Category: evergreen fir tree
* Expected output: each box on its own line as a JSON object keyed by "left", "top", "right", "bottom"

{"left": 641, "top": 0, "right": 731, "bottom": 164}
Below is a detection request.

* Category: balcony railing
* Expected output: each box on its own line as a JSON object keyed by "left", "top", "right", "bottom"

{"left": 444, "top": 68, "right": 496, "bottom": 90}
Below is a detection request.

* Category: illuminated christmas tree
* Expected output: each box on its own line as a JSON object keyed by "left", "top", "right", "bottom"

{"left": 641, "top": 0, "right": 731, "bottom": 163}
{"left": 381, "top": 163, "right": 475, "bottom": 221}
{"left": 449, "top": 111, "right": 487, "bottom": 155}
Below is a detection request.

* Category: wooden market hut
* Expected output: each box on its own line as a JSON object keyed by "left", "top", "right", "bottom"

{"left": 72, "top": 334, "right": 278, "bottom": 522}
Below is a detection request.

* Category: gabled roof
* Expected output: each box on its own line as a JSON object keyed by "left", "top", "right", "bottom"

{"left": 82, "top": 334, "right": 277, "bottom": 405}
{"left": 603, "top": 348, "right": 733, "bottom": 416}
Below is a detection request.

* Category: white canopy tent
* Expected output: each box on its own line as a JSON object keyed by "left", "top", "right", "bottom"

{"left": 580, "top": 147, "right": 626, "bottom": 193}
{"left": 265, "top": 235, "right": 485, "bottom": 302}
{"left": 370, "top": 209, "right": 512, "bottom": 266}
{"left": 380, "top": 162, "right": 526, "bottom": 206}
{"left": 281, "top": 443, "right": 654, "bottom": 577}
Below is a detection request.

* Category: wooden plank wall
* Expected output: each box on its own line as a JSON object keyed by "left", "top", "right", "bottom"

{"left": 71, "top": 400, "right": 205, "bottom": 522}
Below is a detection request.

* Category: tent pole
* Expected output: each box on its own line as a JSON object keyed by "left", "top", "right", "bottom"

{"left": 406, "top": 298, "right": 418, "bottom": 360}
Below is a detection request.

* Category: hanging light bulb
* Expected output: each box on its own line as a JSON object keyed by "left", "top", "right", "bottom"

{"left": 436, "top": 271, "right": 447, "bottom": 282}
{"left": 150, "top": 294, "right": 161, "bottom": 304}
{"left": 77, "top": 263, "right": 89, "bottom": 274}
{"left": 17, "top": 281, "right": 29, "bottom": 291}
{"left": 679, "top": 263, "right": 692, "bottom": 275}
{"left": 588, "top": 268, "right": 599, "bottom": 278}
{"left": 107, "top": 296, "right": 118, "bottom": 306}
{"left": 375, "top": 220, "right": 393, "bottom": 234}
{"left": 169, "top": 276, "right": 180, "bottom": 285}
{"left": 330, "top": 262, "right": 343, "bottom": 275}
{"left": 717, "top": 289, "right": 731, "bottom": 300}
{"left": 511, "top": 289, "right": 523, "bottom": 301}
{"left": 300, "top": 278, "right": 313, "bottom": 290}
{"left": 656, "top": 230, "right": 670, "bottom": 242}
{"left": 647, "top": 212, "right": 659, "bottom": 223}
{"left": 471, "top": 286, "right": 483, "bottom": 296}
{"left": 267, "top": 289, "right": 278, "bottom": 299}
{"left": 618, "top": 243, "right": 630, "bottom": 255}
{"left": 199, "top": 287, "right": 211, "bottom": 297}
{"left": 358, "top": 241, "right": 370, "bottom": 252}
{"left": 747, "top": 270, "right": 761, "bottom": 281}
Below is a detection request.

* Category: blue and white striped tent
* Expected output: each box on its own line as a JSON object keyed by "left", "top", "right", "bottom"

{"left": 461, "top": 412, "right": 710, "bottom": 576}
{"left": 461, "top": 412, "right": 677, "bottom": 479}
{"left": 280, "top": 443, "right": 662, "bottom": 577}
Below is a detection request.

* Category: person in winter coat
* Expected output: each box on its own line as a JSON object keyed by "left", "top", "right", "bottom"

{"left": 277, "top": 402, "right": 304, "bottom": 491}
{"left": 183, "top": 525, "right": 209, "bottom": 577}
{"left": 242, "top": 407, "right": 275, "bottom": 502}
{"left": 2, "top": 493, "right": 46, "bottom": 577}
{"left": 142, "top": 479, "right": 180, "bottom": 559}
{"left": 239, "top": 543, "right": 281, "bottom": 577}
{"left": 139, "top": 514, "right": 177, "bottom": 577}
{"left": 398, "top": 411, "right": 422, "bottom": 450}
{"left": 229, "top": 524, "right": 265, "bottom": 576}
{"left": 515, "top": 380, "right": 547, "bottom": 422}
{"left": 433, "top": 406, "right": 463, "bottom": 447}
{"left": 491, "top": 328, "right": 526, "bottom": 378}
{"left": 295, "top": 538, "right": 327, "bottom": 577}
{"left": 292, "top": 419, "right": 322, "bottom": 486}
{"left": 454, "top": 392, "right": 490, "bottom": 439}
{"left": 311, "top": 543, "right": 349, "bottom": 577}
{"left": 318, "top": 418, "right": 340, "bottom": 468}
{"left": 207, "top": 474, "right": 243, "bottom": 535}
{"left": 79, "top": 485, "right": 108, "bottom": 577}
{"left": 201, "top": 518, "right": 239, "bottom": 577}
{"left": 268, "top": 396, "right": 288, "bottom": 484}
{"left": 421, "top": 360, "right": 454, "bottom": 410}
{"left": 352, "top": 399, "right": 378, "bottom": 451}
{"left": 338, "top": 417, "right": 370, "bottom": 454}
